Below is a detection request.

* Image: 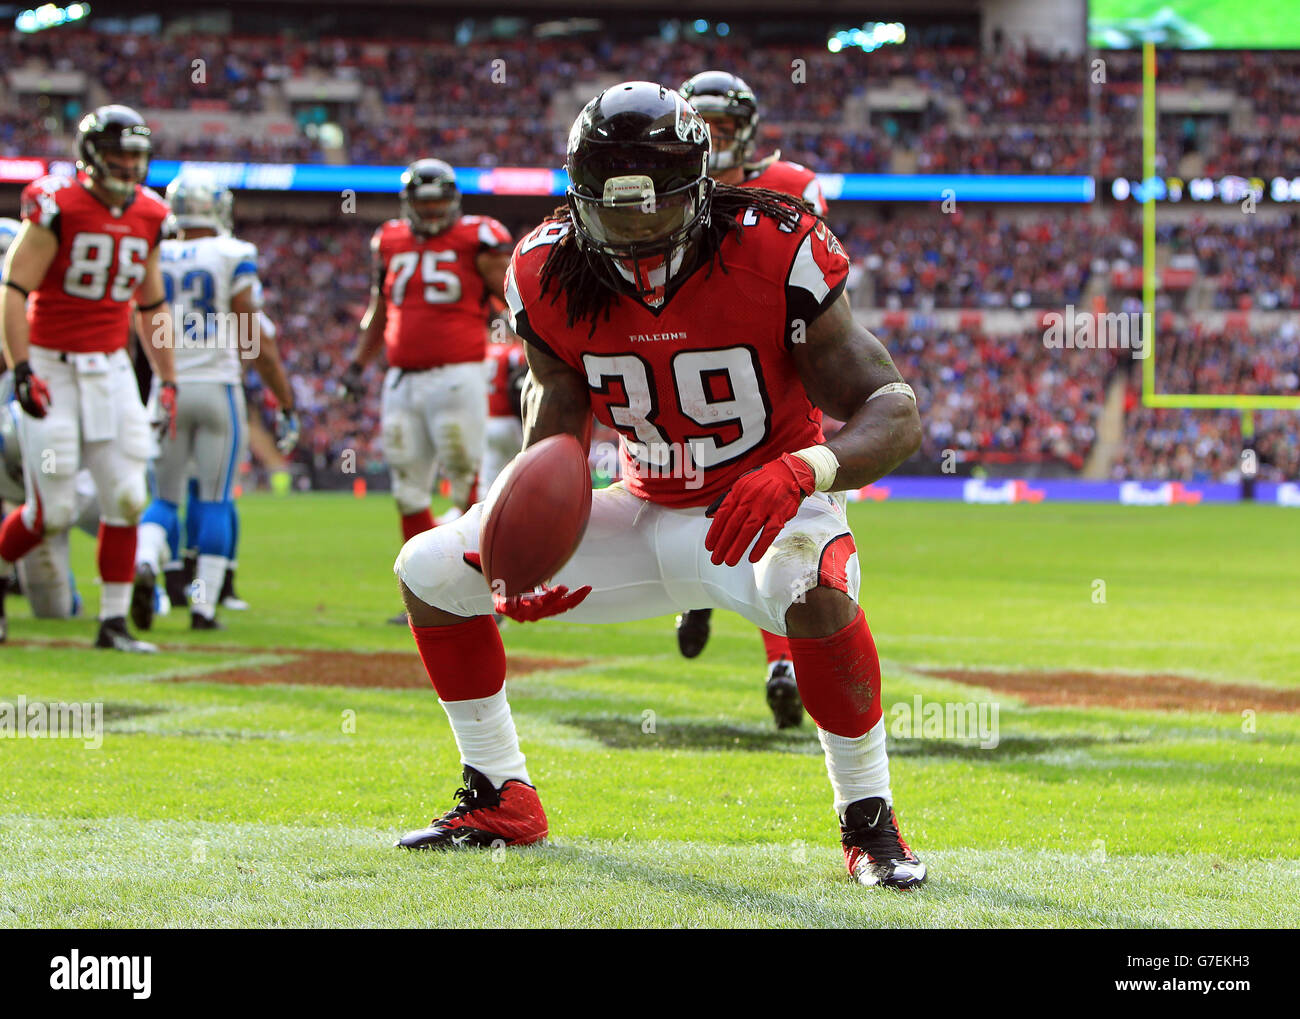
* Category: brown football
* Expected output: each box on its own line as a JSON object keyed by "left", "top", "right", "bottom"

{"left": 479, "top": 433, "right": 593, "bottom": 597}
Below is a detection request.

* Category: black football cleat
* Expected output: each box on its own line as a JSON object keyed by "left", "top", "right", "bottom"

{"left": 841, "top": 797, "right": 927, "bottom": 889}
{"left": 765, "top": 660, "right": 804, "bottom": 729}
{"left": 190, "top": 612, "right": 225, "bottom": 631}
{"left": 95, "top": 616, "right": 158, "bottom": 654}
{"left": 163, "top": 566, "right": 190, "bottom": 609}
{"left": 130, "top": 563, "right": 156, "bottom": 631}
{"left": 675, "top": 607, "right": 712, "bottom": 658}
{"left": 396, "top": 765, "right": 548, "bottom": 850}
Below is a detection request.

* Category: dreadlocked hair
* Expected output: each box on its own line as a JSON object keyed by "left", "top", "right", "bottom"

{"left": 537, "top": 184, "right": 817, "bottom": 332}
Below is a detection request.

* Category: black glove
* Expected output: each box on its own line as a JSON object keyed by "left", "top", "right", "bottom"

{"left": 338, "top": 361, "right": 366, "bottom": 402}
{"left": 276, "top": 408, "right": 300, "bottom": 454}
{"left": 13, "top": 361, "right": 52, "bottom": 418}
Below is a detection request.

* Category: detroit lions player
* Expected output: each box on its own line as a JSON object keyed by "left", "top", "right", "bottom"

{"left": 133, "top": 172, "right": 298, "bottom": 631}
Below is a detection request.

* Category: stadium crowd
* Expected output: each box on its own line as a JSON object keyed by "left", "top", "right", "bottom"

{"left": 2, "top": 26, "right": 1296, "bottom": 483}
{"left": 5, "top": 31, "right": 1298, "bottom": 176}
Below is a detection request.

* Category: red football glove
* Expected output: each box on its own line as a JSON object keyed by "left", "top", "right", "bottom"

{"left": 462, "top": 552, "right": 592, "bottom": 623}
{"left": 156, "top": 381, "right": 179, "bottom": 441}
{"left": 12, "top": 361, "right": 52, "bottom": 419}
{"left": 704, "top": 453, "right": 816, "bottom": 567}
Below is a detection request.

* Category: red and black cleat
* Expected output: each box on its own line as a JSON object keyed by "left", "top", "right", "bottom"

{"left": 841, "top": 797, "right": 927, "bottom": 889}
{"left": 396, "top": 766, "right": 548, "bottom": 850}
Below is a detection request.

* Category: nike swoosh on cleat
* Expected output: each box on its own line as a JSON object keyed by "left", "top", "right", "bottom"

{"left": 450, "top": 833, "right": 472, "bottom": 847}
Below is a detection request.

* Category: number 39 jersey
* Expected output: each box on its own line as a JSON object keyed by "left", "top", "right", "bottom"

{"left": 160, "top": 234, "right": 261, "bottom": 385}
{"left": 20, "top": 174, "right": 170, "bottom": 354}
{"left": 374, "top": 215, "right": 513, "bottom": 371}
{"left": 505, "top": 206, "right": 850, "bottom": 508}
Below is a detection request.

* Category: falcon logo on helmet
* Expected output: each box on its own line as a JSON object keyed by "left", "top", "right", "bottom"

{"left": 565, "top": 81, "right": 714, "bottom": 304}
{"left": 400, "top": 159, "right": 461, "bottom": 236}
{"left": 165, "top": 171, "right": 234, "bottom": 235}
{"left": 76, "top": 104, "right": 152, "bottom": 199}
{"left": 679, "top": 71, "right": 760, "bottom": 174}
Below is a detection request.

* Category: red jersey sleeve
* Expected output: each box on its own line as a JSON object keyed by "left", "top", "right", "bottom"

{"left": 20, "top": 176, "right": 70, "bottom": 232}
{"left": 784, "top": 219, "right": 849, "bottom": 342}
{"left": 473, "top": 216, "right": 513, "bottom": 253}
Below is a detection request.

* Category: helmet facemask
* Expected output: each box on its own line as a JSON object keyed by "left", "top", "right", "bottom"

{"left": 402, "top": 180, "right": 460, "bottom": 236}
{"left": 567, "top": 154, "right": 714, "bottom": 304}
{"left": 85, "top": 129, "right": 150, "bottom": 199}
{"left": 699, "top": 111, "right": 753, "bottom": 173}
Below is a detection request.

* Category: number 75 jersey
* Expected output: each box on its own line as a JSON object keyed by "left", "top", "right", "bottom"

{"left": 20, "top": 174, "right": 170, "bottom": 354}
{"left": 505, "top": 207, "right": 850, "bottom": 509}
{"left": 374, "top": 215, "right": 512, "bottom": 371}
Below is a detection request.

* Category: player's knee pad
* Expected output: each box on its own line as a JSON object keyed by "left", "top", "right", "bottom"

{"left": 392, "top": 477, "right": 433, "bottom": 517}
{"left": 754, "top": 529, "right": 861, "bottom": 617}
{"left": 192, "top": 499, "right": 234, "bottom": 557}
{"left": 381, "top": 411, "right": 423, "bottom": 468}
{"left": 39, "top": 497, "right": 78, "bottom": 535}
{"left": 107, "top": 469, "right": 150, "bottom": 525}
{"left": 16, "top": 532, "right": 75, "bottom": 619}
{"left": 393, "top": 511, "right": 486, "bottom": 615}
{"left": 433, "top": 420, "right": 480, "bottom": 483}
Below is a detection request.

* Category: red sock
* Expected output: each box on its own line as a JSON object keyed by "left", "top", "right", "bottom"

{"left": 410, "top": 615, "right": 505, "bottom": 701}
{"left": 760, "top": 629, "right": 792, "bottom": 663}
{"left": 97, "top": 522, "right": 137, "bottom": 583}
{"left": 401, "top": 509, "right": 436, "bottom": 543}
{"left": 786, "top": 608, "right": 882, "bottom": 738}
{"left": 0, "top": 505, "right": 45, "bottom": 565}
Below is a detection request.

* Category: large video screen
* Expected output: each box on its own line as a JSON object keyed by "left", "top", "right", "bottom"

{"left": 1089, "top": 0, "right": 1300, "bottom": 49}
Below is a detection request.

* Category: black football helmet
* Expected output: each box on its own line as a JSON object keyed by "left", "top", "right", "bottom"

{"left": 76, "top": 105, "right": 151, "bottom": 199}
{"left": 566, "top": 81, "right": 714, "bottom": 301}
{"left": 400, "top": 158, "right": 460, "bottom": 235}
{"left": 679, "top": 71, "right": 759, "bottom": 173}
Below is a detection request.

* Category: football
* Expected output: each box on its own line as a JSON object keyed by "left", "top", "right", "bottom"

{"left": 479, "top": 433, "right": 593, "bottom": 597}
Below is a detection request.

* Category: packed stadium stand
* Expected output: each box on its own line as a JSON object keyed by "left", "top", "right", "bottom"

{"left": 1, "top": 15, "right": 1295, "bottom": 486}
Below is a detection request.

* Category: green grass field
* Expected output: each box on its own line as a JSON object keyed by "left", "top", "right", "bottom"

{"left": 2, "top": 494, "right": 1298, "bottom": 928}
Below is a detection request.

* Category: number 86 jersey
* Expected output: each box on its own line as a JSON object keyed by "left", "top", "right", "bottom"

{"left": 20, "top": 174, "right": 170, "bottom": 354}
{"left": 505, "top": 206, "right": 850, "bottom": 509}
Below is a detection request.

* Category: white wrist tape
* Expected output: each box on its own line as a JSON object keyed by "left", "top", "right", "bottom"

{"left": 792, "top": 444, "right": 840, "bottom": 492}
{"left": 867, "top": 381, "right": 916, "bottom": 403}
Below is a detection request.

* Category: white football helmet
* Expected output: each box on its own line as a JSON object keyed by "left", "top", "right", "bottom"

{"left": 165, "top": 171, "right": 233, "bottom": 235}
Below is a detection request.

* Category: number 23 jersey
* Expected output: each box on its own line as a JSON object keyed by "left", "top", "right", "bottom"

{"left": 20, "top": 174, "right": 169, "bottom": 354}
{"left": 505, "top": 207, "right": 850, "bottom": 509}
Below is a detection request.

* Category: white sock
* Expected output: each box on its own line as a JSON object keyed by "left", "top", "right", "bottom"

{"left": 136, "top": 522, "right": 168, "bottom": 574}
{"left": 100, "top": 582, "right": 130, "bottom": 621}
{"left": 193, "top": 553, "right": 227, "bottom": 619}
{"left": 440, "top": 688, "right": 531, "bottom": 789}
{"left": 818, "top": 717, "right": 891, "bottom": 820}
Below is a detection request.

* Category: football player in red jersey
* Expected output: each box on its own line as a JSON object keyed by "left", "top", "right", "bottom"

{"left": 674, "top": 69, "right": 831, "bottom": 727}
{"left": 391, "top": 83, "right": 926, "bottom": 889}
{"left": 341, "top": 159, "right": 512, "bottom": 558}
{"left": 0, "top": 105, "right": 177, "bottom": 651}
{"left": 481, "top": 324, "right": 527, "bottom": 494}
